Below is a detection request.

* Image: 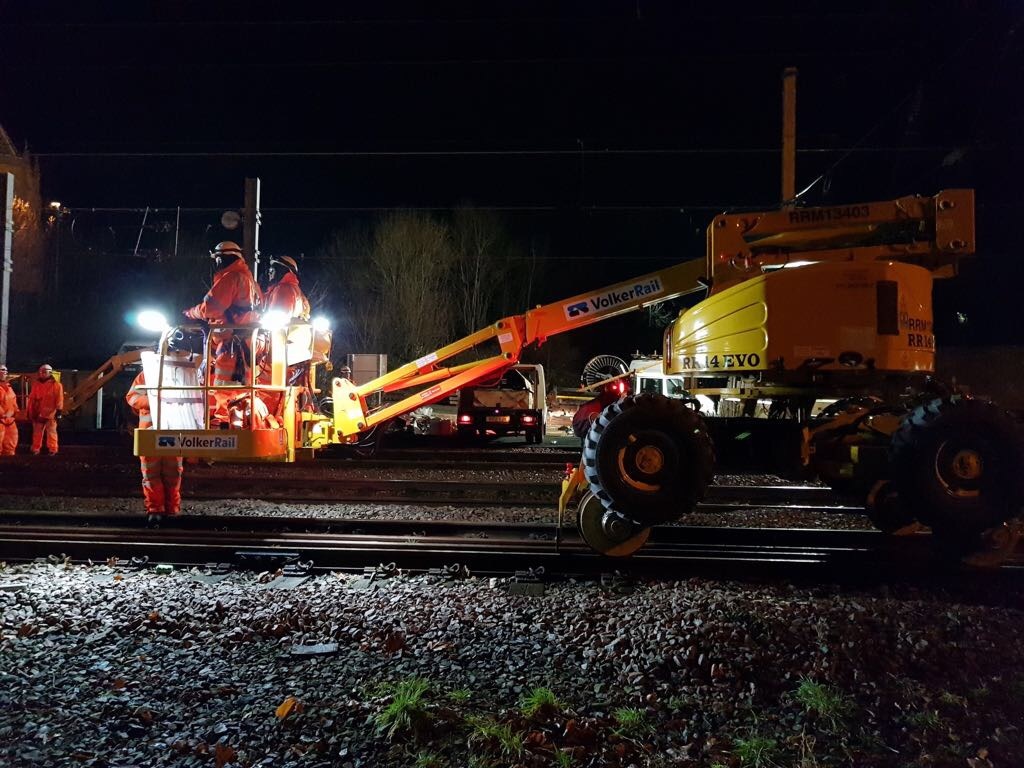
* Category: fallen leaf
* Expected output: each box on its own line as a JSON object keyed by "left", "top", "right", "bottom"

{"left": 525, "top": 731, "right": 547, "bottom": 748}
{"left": 276, "top": 695, "right": 300, "bottom": 719}
{"left": 214, "top": 743, "right": 237, "bottom": 767}
{"left": 383, "top": 630, "right": 406, "bottom": 654}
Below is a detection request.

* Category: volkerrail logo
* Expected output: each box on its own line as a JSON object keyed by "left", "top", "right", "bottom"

{"left": 154, "top": 434, "right": 239, "bottom": 451}
{"left": 562, "top": 277, "right": 664, "bottom": 321}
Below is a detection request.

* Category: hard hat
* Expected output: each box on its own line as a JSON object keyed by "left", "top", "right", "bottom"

{"left": 269, "top": 255, "right": 299, "bottom": 275}
{"left": 0, "top": 364, "right": 7, "bottom": 372}
{"left": 39, "top": 364, "right": 53, "bottom": 374}
{"left": 210, "top": 241, "right": 243, "bottom": 259}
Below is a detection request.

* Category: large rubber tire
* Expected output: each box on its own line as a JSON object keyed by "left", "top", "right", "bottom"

{"left": 889, "top": 397, "right": 1024, "bottom": 543}
{"left": 582, "top": 393, "right": 714, "bottom": 525}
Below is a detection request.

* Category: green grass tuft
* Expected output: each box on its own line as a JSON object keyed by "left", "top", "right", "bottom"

{"left": 520, "top": 686, "right": 562, "bottom": 718}
{"left": 733, "top": 736, "right": 779, "bottom": 767}
{"left": 446, "top": 688, "right": 472, "bottom": 703}
{"left": 373, "top": 677, "right": 432, "bottom": 741}
{"left": 413, "top": 752, "right": 443, "bottom": 768}
{"left": 466, "top": 716, "right": 523, "bottom": 758}
{"left": 611, "top": 706, "right": 652, "bottom": 740}
{"left": 794, "top": 678, "right": 853, "bottom": 729}
{"left": 908, "top": 710, "right": 942, "bottom": 731}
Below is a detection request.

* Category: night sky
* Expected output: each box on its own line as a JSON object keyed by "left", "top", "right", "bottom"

{"left": 1, "top": 1, "right": 1021, "bottom": 373}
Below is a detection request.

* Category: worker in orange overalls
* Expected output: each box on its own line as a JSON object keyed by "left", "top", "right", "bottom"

{"left": 263, "top": 256, "right": 311, "bottom": 322}
{"left": 182, "top": 241, "right": 262, "bottom": 424}
{"left": 26, "top": 363, "right": 63, "bottom": 456}
{"left": 125, "top": 370, "right": 183, "bottom": 520}
{"left": 0, "top": 364, "right": 18, "bottom": 456}
{"left": 256, "top": 256, "right": 313, "bottom": 423}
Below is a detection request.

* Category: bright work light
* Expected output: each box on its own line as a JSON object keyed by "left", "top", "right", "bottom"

{"left": 312, "top": 316, "right": 331, "bottom": 332}
{"left": 136, "top": 309, "right": 170, "bottom": 334}
{"left": 261, "top": 310, "right": 290, "bottom": 331}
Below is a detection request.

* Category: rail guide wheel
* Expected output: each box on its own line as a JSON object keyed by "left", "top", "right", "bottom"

{"left": 576, "top": 491, "right": 651, "bottom": 557}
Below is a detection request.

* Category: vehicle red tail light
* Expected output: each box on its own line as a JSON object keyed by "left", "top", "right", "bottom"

{"left": 458, "top": 414, "right": 472, "bottom": 424}
{"left": 522, "top": 415, "right": 536, "bottom": 424}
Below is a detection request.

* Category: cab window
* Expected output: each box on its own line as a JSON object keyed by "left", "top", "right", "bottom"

{"left": 638, "top": 377, "right": 661, "bottom": 394}
{"left": 666, "top": 378, "right": 687, "bottom": 396}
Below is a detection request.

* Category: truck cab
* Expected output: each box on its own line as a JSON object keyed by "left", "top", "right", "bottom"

{"left": 456, "top": 363, "right": 547, "bottom": 443}
{"left": 629, "top": 357, "right": 689, "bottom": 399}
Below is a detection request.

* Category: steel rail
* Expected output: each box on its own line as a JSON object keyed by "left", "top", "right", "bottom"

{"left": 1, "top": 518, "right": 1014, "bottom": 579}
{"left": 0, "top": 470, "right": 857, "bottom": 512}
{"left": 7, "top": 444, "right": 581, "bottom": 468}
{"left": 0, "top": 510, "right": 858, "bottom": 536}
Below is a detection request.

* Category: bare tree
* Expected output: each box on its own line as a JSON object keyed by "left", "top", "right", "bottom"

{"left": 312, "top": 223, "right": 376, "bottom": 354}
{"left": 371, "top": 212, "right": 455, "bottom": 361}
{"left": 317, "top": 213, "right": 455, "bottom": 365}
{"left": 9, "top": 154, "right": 46, "bottom": 296}
{"left": 451, "top": 208, "right": 510, "bottom": 334}
{"left": 449, "top": 206, "right": 546, "bottom": 335}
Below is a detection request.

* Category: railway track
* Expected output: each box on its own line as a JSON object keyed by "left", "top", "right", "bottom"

{"left": 0, "top": 515, "right": 1016, "bottom": 578}
{"left": 0, "top": 465, "right": 856, "bottom": 511}
{"left": 8, "top": 444, "right": 580, "bottom": 471}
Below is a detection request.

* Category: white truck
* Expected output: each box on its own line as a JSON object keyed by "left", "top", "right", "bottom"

{"left": 456, "top": 363, "right": 547, "bottom": 443}
{"left": 628, "top": 357, "right": 689, "bottom": 399}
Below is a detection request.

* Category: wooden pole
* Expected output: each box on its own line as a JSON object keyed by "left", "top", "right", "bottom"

{"left": 0, "top": 173, "right": 13, "bottom": 363}
{"left": 781, "top": 67, "right": 798, "bottom": 205}
{"left": 243, "top": 177, "right": 261, "bottom": 282}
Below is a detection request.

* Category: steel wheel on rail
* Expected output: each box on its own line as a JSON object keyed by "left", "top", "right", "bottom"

{"left": 583, "top": 393, "right": 714, "bottom": 526}
{"left": 576, "top": 491, "right": 651, "bottom": 557}
{"left": 889, "top": 396, "right": 1024, "bottom": 547}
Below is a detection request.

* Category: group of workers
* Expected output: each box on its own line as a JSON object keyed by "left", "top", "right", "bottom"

{"left": 0, "top": 363, "right": 66, "bottom": 457}
{"left": 126, "top": 241, "right": 311, "bottom": 520}
{"left": 0, "top": 241, "right": 311, "bottom": 524}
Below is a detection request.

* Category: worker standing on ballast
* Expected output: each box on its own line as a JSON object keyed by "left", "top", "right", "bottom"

{"left": 182, "top": 241, "right": 262, "bottom": 423}
{"left": 126, "top": 370, "right": 183, "bottom": 521}
{"left": 0, "top": 365, "right": 18, "bottom": 456}
{"left": 26, "top": 364, "right": 63, "bottom": 456}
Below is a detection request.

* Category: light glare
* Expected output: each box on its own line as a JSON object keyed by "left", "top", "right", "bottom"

{"left": 137, "top": 309, "right": 170, "bottom": 334}
{"left": 261, "top": 310, "right": 290, "bottom": 331}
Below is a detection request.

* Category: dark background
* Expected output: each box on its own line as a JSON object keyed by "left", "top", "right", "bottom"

{"left": 1, "top": 0, "right": 1021, "bottom": 377}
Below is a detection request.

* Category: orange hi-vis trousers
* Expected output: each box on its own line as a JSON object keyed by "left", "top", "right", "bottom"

{"left": 133, "top": 408, "right": 183, "bottom": 516}
{"left": 139, "top": 455, "right": 183, "bottom": 514}
{"left": 1, "top": 418, "right": 16, "bottom": 456}
{"left": 31, "top": 419, "right": 58, "bottom": 454}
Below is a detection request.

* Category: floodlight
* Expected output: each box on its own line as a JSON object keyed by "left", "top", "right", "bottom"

{"left": 261, "top": 310, "right": 290, "bottom": 331}
{"left": 136, "top": 309, "right": 170, "bottom": 334}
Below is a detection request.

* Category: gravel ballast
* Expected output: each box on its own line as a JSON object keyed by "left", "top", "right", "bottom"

{"left": 0, "top": 494, "right": 873, "bottom": 530}
{"left": 1, "top": 562, "right": 1021, "bottom": 767}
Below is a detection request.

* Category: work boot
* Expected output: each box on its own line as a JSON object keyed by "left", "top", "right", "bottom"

{"left": 146, "top": 513, "right": 162, "bottom": 528}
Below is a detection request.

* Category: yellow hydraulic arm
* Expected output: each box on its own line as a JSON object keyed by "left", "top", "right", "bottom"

{"left": 62, "top": 350, "right": 143, "bottom": 415}
{"left": 332, "top": 258, "right": 708, "bottom": 439}
{"left": 707, "top": 189, "right": 975, "bottom": 292}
